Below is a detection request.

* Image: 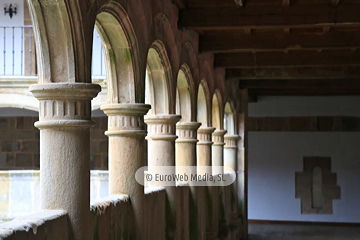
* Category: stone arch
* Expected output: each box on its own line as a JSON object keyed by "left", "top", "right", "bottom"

{"left": 180, "top": 42, "right": 199, "bottom": 121}
{"left": 224, "top": 101, "right": 235, "bottom": 135}
{"left": 0, "top": 94, "right": 39, "bottom": 111}
{"left": 212, "top": 89, "right": 223, "bottom": 130}
{"left": 197, "top": 80, "right": 211, "bottom": 127}
{"left": 176, "top": 64, "right": 195, "bottom": 122}
{"left": 27, "top": 0, "right": 76, "bottom": 83}
{"left": 153, "top": 13, "right": 179, "bottom": 113}
{"left": 96, "top": 2, "right": 141, "bottom": 103}
{"left": 145, "top": 41, "right": 172, "bottom": 115}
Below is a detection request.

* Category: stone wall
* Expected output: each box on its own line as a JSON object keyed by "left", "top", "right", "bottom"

{"left": 0, "top": 117, "right": 108, "bottom": 170}
{"left": 0, "top": 117, "right": 39, "bottom": 170}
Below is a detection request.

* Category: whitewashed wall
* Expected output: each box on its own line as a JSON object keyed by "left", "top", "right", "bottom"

{"left": 248, "top": 96, "right": 360, "bottom": 223}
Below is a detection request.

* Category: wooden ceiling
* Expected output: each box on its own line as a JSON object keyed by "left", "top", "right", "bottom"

{"left": 177, "top": 0, "right": 360, "bottom": 97}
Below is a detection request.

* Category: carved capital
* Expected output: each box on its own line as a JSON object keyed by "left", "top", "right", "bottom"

{"left": 197, "top": 127, "right": 216, "bottom": 145}
{"left": 101, "top": 103, "right": 151, "bottom": 137}
{"left": 145, "top": 115, "right": 181, "bottom": 141}
{"left": 212, "top": 129, "right": 227, "bottom": 146}
{"left": 30, "top": 83, "right": 101, "bottom": 129}
{"left": 176, "top": 122, "right": 201, "bottom": 143}
{"left": 224, "top": 135, "right": 241, "bottom": 149}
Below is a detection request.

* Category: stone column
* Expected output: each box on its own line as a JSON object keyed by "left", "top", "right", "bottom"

{"left": 212, "top": 129, "right": 227, "bottom": 174}
{"left": 224, "top": 134, "right": 241, "bottom": 224}
{"left": 145, "top": 114, "right": 181, "bottom": 239}
{"left": 196, "top": 126, "right": 215, "bottom": 237}
{"left": 224, "top": 135, "right": 241, "bottom": 171}
{"left": 30, "top": 83, "right": 101, "bottom": 240}
{"left": 211, "top": 129, "right": 227, "bottom": 238}
{"left": 197, "top": 127, "right": 215, "bottom": 174}
{"left": 101, "top": 103, "right": 150, "bottom": 239}
{"left": 176, "top": 122, "right": 201, "bottom": 167}
{"left": 175, "top": 122, "right": 201, "bottom": 240}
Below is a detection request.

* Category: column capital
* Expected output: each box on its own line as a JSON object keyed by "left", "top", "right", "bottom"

{"left": 101, "top": 103, "right": 151, "bottom": 137}
{"left": 30, "top": 83, "right": 101, "bottom": 129}
{"left": 212, "top": 129, "right": 227, "bottom": 146}
{"left": 197, "top": 127, "right": 216, "bottom": 145}
{"left": 145, "top": 114, "right": 181, "bottom": 141}
{"left": 224, "top": 135, "right": 241, "bottom": 149}
{"left": 176, "top": 122, "right": 201, "bottom": 143}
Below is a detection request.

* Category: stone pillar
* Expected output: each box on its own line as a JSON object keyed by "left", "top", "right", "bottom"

{"left": 224, "top": 134, "right": 241, "bottom": 223}
{"left": 175, "top": 122, "right": 201, "bottom": 240}
{"left": 197, "top": 127, "right": 215, "bottom": 174}
{"left": 101, "top": 103, "right": 150, "bottom": 239}
{"left": 196, "top": 126, "right": 215, "bottom": 237}
{"left": 224, "top": 135, "right": 241, "bottom": 172}
{"left": 212, "top": 130, "right": 227, "bottom": 174}
{"left": 176, "top": 122, "right": 201, "bottom": 167}
{"left": 30, "top": 83, "right": 100, "bottom": 240}
{"left": 211, "top": 129, "right": 227, "bottom": 238}
{"left": 145, "top": 114, "right": 181, "bottom": 239}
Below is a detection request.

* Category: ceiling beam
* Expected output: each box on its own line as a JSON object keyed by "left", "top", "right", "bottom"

{"left": 179, "top": 5, "right": 360, "bottom": 30}
{"left": 330, "top": 0, "right": 340, "bottom": 6}
{"left": 283, "top": 0, "right": 290, "bottom": 7}
{"left": 251, "top": 88, "right": 360, "bottom": 96}
{"left": 226, "top": 67, "right": 360, "bottom": 80}
{"left": 200, "top": 31, "right": 360, "bottom": 53}
{"left": 215, "top": 50, "right": 360, "bottom": 68}
{"left": 239, "top": 79, "right": 360, "bottom": 90}
{"left": 234, "top": 0, "right": 244, "bottom": 7}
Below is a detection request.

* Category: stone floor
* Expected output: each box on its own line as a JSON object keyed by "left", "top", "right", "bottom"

{"left": 248, "top": 222, "right": 360, "bottom": 240}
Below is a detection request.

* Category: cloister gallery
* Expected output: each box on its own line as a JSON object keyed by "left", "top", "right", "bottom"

{"left": 1, "top": 0, "right": 360, "bottom": 240}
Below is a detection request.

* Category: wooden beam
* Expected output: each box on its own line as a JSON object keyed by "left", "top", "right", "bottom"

{"left": 215, "top": 50, "right": 360, "bottom": 68}
{"left": 330, "top": 0, "right": 340, "bottom": 6}
{"left": 283, "top": 0, "right": 290, "bottom": 7}
{"left": 239, "top": 79, "right": 360, "bottom": 90}
{"left": 226, "top": 67, "right": 360, "bottom": 80}
{"left": 200, "top": 31, "right": 360, "bottom": 53}
{"left": 179, "top": 5, "right": 360, "bottom": 30}
{"left": 234, "top": 0, "right": 244, "bottom": 7}
{"left": 253, "top": 88, "right": 360, "bottom": 96}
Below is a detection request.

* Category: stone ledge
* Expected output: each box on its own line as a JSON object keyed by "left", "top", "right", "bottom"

{"left": 90, "top": 195, "right": 129, "bottom": 215}
{"left": 0, "top": 210, "right": 67, "bottom": 239}
{"left": 145, "top": 187, "right": 165, "bottom": 195}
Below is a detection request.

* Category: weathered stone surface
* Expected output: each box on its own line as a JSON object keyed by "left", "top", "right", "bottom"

{"left": 1, "top": 141, "right": 20, "bottom": 152}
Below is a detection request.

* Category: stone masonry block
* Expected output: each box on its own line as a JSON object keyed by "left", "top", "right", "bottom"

{"left": 290, "top": 117, "right": 312, "bottom": 131}
{"left": 341, "top": 117, "right": 360, "bottom": 131}
{"left": 21, "top": 140, "right": 40, "bottom": 153}
{"left": 15, "top": 153, "right": 33, "bottom": 168}
{"left": 317, "top": 117, "right": 333, "bottom": 131}
{"left": 1, "top": 140, "right": 20, "bottom": 152}
{"left": 0, "top": 118, "right": 9, "bottom": 129}
{"left": 247, "top": 118, "right": 258, "bottom": 131}
{"left": 265, "top": 117, "right": 290, "bottom": 131}
{"left": 16, "top": 117, "right": 24, "bottom": 129}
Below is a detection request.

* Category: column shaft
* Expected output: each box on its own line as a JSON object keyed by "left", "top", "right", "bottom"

{"left": 211, "top": 129, "right": 227, "bottom": 238}
{"left": 145, "top": 114, "right": 181, "bottom": 239}
{"left": 101, "top": 103, "right": 150, "bottom": 239}
{"left": 30, "top": 83, "right": 100, "bottom": 240}
{"left": 196, "top": 127, "right": 215, "bottom": 237}
{"left": 176, "top": 122, "right": 201, "bottom": 240}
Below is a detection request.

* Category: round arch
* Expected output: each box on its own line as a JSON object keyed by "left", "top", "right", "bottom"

{"left": 96, "top": 2, "right": 141, "bottom": 103}
{"left": 197, "top": 80, "right": 210, "bottom": 127}
{"left": 224, "top": 101, "right": 235, "bottom": 135}
{"left": 145, "top": 41, "right": 172, "bottom": 115}
{"left": 176, "top": 64, "right": 195, "bottom": 122}
{"left": 212, "top": 89, "right": 223, "bottom": 130}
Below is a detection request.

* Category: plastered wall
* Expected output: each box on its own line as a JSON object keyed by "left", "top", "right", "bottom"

{"left": 248, "top": 96, "right": 360, "bottom": 223}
